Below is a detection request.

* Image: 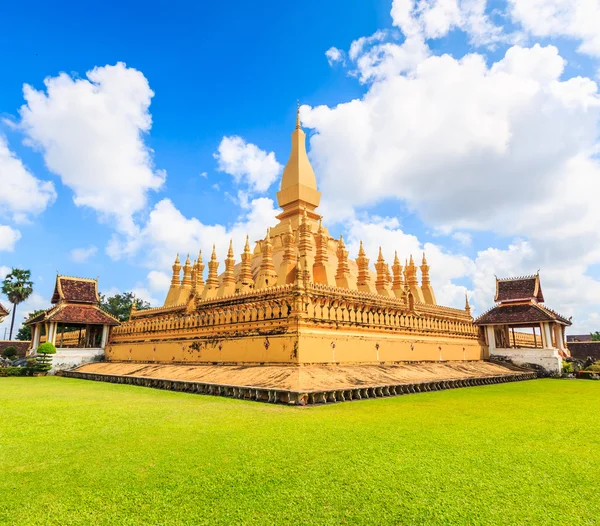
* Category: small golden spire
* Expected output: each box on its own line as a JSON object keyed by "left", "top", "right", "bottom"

{"left": 422, "top": 252, "right": 427, "bottom": 265}
{"left": 227, "top": 239, "right": 234, "bottom": 257}
{"left": 358, "top": 240, "right": 366, "bottom": 257}
{"left": 211, "top": 244, "right": 217, "bottom": 260}
{"left": 339, "top": 233, "right": 346, "bottom": 248}
{"left": 296, "top": 100, "right": 301, "bottom": 129}
{"left": 377, "top": 247, "right": 384, "bottom": 262}
{"left": 465, "top": 293, "right": 471, "bottom": 314}
{"left": 174, "top": 253, "right": 180, "bottom": 265}
{"left": 244, "top": 234, "right": 250, "bottom": 252}
{"left": 394, "top": 250, "right": 400, "bottom": 265}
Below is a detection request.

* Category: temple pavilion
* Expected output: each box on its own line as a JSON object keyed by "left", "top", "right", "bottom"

{"left": 474, "top": 274, "right": 571, "bottom": 372}
{"left": 26, "top": 275, "right": 119, "bottom": 354}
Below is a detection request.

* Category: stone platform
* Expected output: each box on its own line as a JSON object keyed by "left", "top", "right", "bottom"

{"left": 62, "top": 361, "right": 536, "bottom": 405}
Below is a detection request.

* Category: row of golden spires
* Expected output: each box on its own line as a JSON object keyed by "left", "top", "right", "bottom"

{"left": 166, "top": 217, "right": 437, "bottom": 304}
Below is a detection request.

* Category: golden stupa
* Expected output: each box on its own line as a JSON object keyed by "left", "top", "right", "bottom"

{"left": 104, "top": 107, "right": 484, "bottom": 370}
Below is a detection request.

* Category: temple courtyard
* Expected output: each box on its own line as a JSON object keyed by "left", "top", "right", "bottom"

{"left": 1, "top": 378, "right": 598, "bottom": 525}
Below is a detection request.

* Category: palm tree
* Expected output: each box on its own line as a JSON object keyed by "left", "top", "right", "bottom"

{"left": 1, "top": 268, "right": 34, "bottom": 340}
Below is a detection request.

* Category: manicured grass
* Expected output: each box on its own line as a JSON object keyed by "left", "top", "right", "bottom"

{"left": 1, "top": 378, "right": 598, "bottom": 525}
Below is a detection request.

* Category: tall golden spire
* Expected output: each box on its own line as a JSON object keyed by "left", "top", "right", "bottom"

{"left": 465, "top": 293, "right": 471, "bottom": 316}
{"left": 356, "top": 241, "right": 375, "bottom": 293}
{"left": 420, "top": 251, "right": 436, "bottom": 305}
{"left": 375, "top": 247, "right": 391, "bottom": 297}
{"left": 335, "top": 235, "right": 353, "bottom": 290}
{"left": 202, "top": 244, "right": 220, "bottom": 300}
{"left": 171, "top": 254, "right": 181, "bottom": 285}
{"left": 276, "top": 104, "right": 321, "bottom": 221}
{"left": 218, "top": 240, "right": 236, "bottom": 297}
{"left": 181, "top": 254, "right": 193, "bottom": 289}
{"left": 195, "top": 250, "right": 205, "bottom": 287}
{"left": 255, "top": 228, "right": 278, "bottom": 289}
{"left": 391, "top": 251, "right": 404, "bottom": 298}
{"left": 278, "top": 221, "right": 297, "bottom": 285}
{"left": 237, "top": 235, "right": 254, "bottom": 292}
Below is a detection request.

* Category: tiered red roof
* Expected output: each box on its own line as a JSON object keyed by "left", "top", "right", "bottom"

{"left": 494, "top": 275, "right": 544, "bottom": 303}
{"left": 51, "top": 276, "right": 100, "bottom": 304}
{"left": 475, "top": 274, "right": 571, "bottom": 327}
{"left": 25, "top": 275, "right": 119, "bottom": 327}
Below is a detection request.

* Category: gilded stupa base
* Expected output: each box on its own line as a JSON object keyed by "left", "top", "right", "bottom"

{"left": 65, "top": 360, "right": 536, "bottom": 405}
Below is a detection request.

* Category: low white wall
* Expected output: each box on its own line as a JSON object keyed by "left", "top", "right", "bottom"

{"left": 491, "top": 348, "right": 562, "bottom": 374}
{"left": 50, "top": 348, "right": 104, "bottom": 374}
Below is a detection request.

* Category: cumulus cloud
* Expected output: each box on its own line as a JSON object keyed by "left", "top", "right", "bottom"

{"left": 390, "top": 0, "right": 506, "bottom": 47}
{"left": 508, "top": 0, "right": 600, "bottom": 57}
{"left": 0, "top": 225, "right": 21, "bottom": 252}
{"left": 147, "top": 270, "right": 171, "bottom": 292}
{"left": 70, "top": 245, "right": 98, "bottom": 263}
{"left": 18, "top": 62, "right": 165, "bottom": 235}
{"left": 0, "top": 135, "right": 56, "bottom": 224}
{"left": 108, "top": 196, "right": 278, "bottom": 270}
{"left": 325, "top": 46, "right": 345, "bottom": 66}
{"left": 303, "top": 7, "right": 600, "bottom": 332}
{"left": 214, "top": 136, "right": 282, "bottom": 193}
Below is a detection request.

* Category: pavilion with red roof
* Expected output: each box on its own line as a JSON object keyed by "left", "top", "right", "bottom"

{"left": 25, "top": 275, "right": 119, "bottom": 355}
{"left": 474, "top": 274, "right": 571, "bottom": 372}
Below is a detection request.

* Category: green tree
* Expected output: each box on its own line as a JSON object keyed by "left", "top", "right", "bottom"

{"left": 35, "top": 341, "right": 56, "bottom": 372}
{"left": 591, "top": 331, "right": 600, "bottom": 341}
{"left": 16, "top": 309, "right": 46, "bottom": 341}
{"left": 1, "top": 269, "right": 34, "bottom": 340}
{"left": 2, "top": 346, "right": 18, "bottom": 360}
{"left": 100, "top": 292, "right": 150, "bottom": 323}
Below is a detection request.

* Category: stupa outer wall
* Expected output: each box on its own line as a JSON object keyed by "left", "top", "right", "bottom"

{"left": 107, "top": 284, "right": 486, "bottom": 364}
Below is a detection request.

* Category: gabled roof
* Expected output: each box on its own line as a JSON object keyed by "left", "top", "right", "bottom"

{"left": 51, "top": 275, "right": 100, "bottom": 304}
{"left": 25, "top": 303, "right": 119, "bottom": 326}
{"left": 0, "top": 302, "right": 8, "bottom": 317}
{"left": 494, "top": 274, "right": 544, "bottom": 303}
{"left": 474, "top": 302, "right": 571, "bottom": 326}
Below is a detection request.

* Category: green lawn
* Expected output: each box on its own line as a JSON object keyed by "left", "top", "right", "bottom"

{"left": 0, "top": 378, "right": 598, "bottom": 525}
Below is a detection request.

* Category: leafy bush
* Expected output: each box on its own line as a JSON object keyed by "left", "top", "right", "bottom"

{"left": 36, "top": 342, "right": 56, "bottom": 372}
{"left": 583, "top": 361, "right": 600, "bottom": 372}
{"left": 0, "top": 367, "right": 34, "bottom": 377}
{"left": 1, "top": 346, "right": 18, "bottom": 359}
{"left": 562, "top": 361, "right": 573, "bottom": 374}
{"left": 577, "top": 370, "right": 600, "bottom": 380}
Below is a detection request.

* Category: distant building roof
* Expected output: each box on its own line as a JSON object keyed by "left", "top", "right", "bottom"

{"left": 51, "top": 276, "right": 100, "bottom": 305}
{"left": 566, "top": 334, "right": 592, "bottom": 343}
{"left": 474, "top": 303, "right": 571, "bottom": 326}
{"left": 494, "top": 275, "right": 544, "bottom": 303}
{"left": 0, "top": 302, "right": 8, "bottom": 318}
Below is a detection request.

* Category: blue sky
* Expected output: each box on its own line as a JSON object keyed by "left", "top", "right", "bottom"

{"left": 1, "top": 0, "right": 600, "bottom": 336}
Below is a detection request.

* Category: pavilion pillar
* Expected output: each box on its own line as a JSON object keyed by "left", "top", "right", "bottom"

{"left": 48, "top": 322, "right": 58, "bottom": 346}
{"left": 32, "top": 324, "right": 41, "bottom": 351}
{"left": 486, "top": 325, "right": 496, "bottom": 353}
{"left": 540, "top": 322, "right": 553, "bottom": 349}
{"left": 100, "top": 325, "right": 109, "bottom": 349}
{"left": 553, "top": 324, "right": 565, "bottom": 351}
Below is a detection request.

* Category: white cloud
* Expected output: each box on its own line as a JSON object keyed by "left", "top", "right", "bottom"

{"left": 199, "top": 171, "right": 208, "bottom": 178}
{"left": 70, "top": 245, "right": 98, "bottom": 263}
{"left": 325, "top": 46, "right": 346, "bottom": 66}
{"left": 508, "top": 0, "right": 600, "bottom": 57}
{"left": 214, "top": 136, "right": 282, "bottom": 193}
{"left": 452, "top": 232, "right": 472, "bottom": 246}
{"left": 0, "top": 225, "right": 21, "bottom": 252}
{"left": 18, "top": 62, "right": 165, "bottom": 235}
{"left": 390, "top": 0, "right": 506, "bottom": 47}
{"left": 147, "top": 270, "right": 171, "bottom": 292}
{"left": 108, "top": 196, "right": 278, "bottom": 270}
{"left": 0, "top": 136, "right": 56, "bottom": 225}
